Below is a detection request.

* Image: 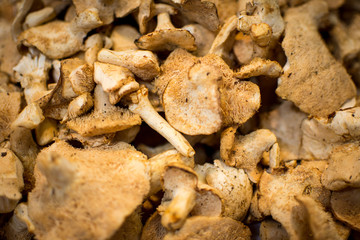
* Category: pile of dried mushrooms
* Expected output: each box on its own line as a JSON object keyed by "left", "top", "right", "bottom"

{"left": 1, "top": 0, "right": 360, "bottom": 239}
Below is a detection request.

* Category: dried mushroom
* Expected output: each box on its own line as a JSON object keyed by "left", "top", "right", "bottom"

{"left": 28, "top": 141, "right": 150, "bottom": 240}
{"left": 0, "top": 92, "right": 21, "bottom": 142}
{"left": 276, "top": 0, "right": 356, "bottom": 117}
{"left": 260, "top": 219, "right": 289, "bottom": 240}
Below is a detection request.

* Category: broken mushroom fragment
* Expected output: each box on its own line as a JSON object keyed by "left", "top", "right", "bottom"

{"left": 163, "top": 216, "right": 251, "bottom": 240}
{"left": 67, "top": 85, "right": 141, "bottom": 137}
{"left": 259, "top": 219, "right": 289, "bottom": 240}
{"left": 0, "top": 148, "right": 24, "bottom": 213}
{"left": 276, "top": 0, "right": 356, "bottom": 117}
{"left": 23, "top": 7, "right": 56, "bottom": 30}
{"left": 234, "top": 58, "right": 283, "bottom": 79}
{"left": 28, "top": 140, "right": 150, "bottom": 240}
{"left": 11, "top": 103, "right": 45, "bottom": 130}
{"left": 0, "top": 92, "right": 21, "bottom": 143}
{"left": 129, "top": 86, "right": 194, "bottom": 157}
{"left": 35, "top": 118, "right": 58, "bottom": 146}
{"left": 141, "top": 212, "right": 168, "bottom": 240}
{"left": 331, "top": 188, "right": 360, "bottom": 231}
{"left": 135, "top": 4, "right": 196, "bottom": 52}
{"left": 62, "top": 92, "right": 94, "bottom": 122}
{"left": 18, "top": 8, "right": 103, "bottom": 59}
{"left": 182, "top": 24, "right": 215, "bottom": 57}
{"left": 97, "top": 48, "right": 160, "bottom": 81}
{"left": 111, "top": 25, "right": 140, "bottom": 51}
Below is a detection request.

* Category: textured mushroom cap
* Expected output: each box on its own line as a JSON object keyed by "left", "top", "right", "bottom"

{"left": 0, "top": 92, "right": 21, "bottom": 142}
{"left": 163, "top": 58, "right": 222, "bottom": 135}
{"left": 251, "top": 161, "right": 331, "bottom": 238}
{"left": 97, "top": 49, "right": 160, "bottom": 81}
{"left": 0, "top": 148, "right": 24, "bottom": 213}
{"left": 141, "top": 212, "right": 168, "bottom": 240}
{"left": 28, "top": 141, "right": 150, "bottom": 240}
{"left": 163, "top": 216, "right": 251, "bottom": 240}
{"left": 276, "top": 0, "right": 356, "bottom": 117}
{"left": 135, "top": 28, "right": 196, "bottom": 52}
{"left": 66, "top": 85, "right": 141, "bottom": 137}
{"left": 331, "top": 188, "right": 360, "bottom": 231}
{"left": 321, "top": 143, "right": 360, "bottom": 191}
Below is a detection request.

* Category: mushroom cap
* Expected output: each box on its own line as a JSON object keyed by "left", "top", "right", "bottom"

{"left": 0, "top": 148, "right": 24, "bottom": 213}
{"left": 276, "top": 0, "right": 356, "bottom": 117}
{"left": 331, "top": 188, "right": 360, "bottom": 231}
{"left": 135, "top": 28, "right": 196, "bottom": 52}
{"left": 321, "top": 143, "right": 360, "bottom": 191}
{"left": 0, "top": 92, "right": 21, "bottom": 142}
{"left": 163, "top": 216, "right": 251, "bottom": 240}
{"left": 163, "top": 58, "right": 222, "bottom": 135}
{"left": 28, "top": 140, "right": 150, "bottom": 240}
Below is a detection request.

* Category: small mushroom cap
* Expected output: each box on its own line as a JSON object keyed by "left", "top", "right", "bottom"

{"left": 321, "top": 143, "right": 360, "bottom": 191}
{"left": 68, "top": 63, "right": 95, "bottom": 95}
{"left": 135, "top": 28, "right": 197, "bottom": 52}
{"left": 276, "top": 0, "right": 356, "bottom": 117}
{"left": 0, "top": 92, "right": 21, "bottom": 142}
{"left": 28, "top": 140, "right": 150, "bottom": 240}
{"left": 94, "top": 61, "right": 135, "bottom": 92}
{"left": 163, "top": 216, "right": 251, "bottom": 240}
{"left": 62, "top": 92, "right": 94, "bottom": 122}
{"left": 11, "top": 103, "right": 45, "bottom": 130}
{"left": 331, "top": 188, "right": 360, "bottom": 231}
{"left": 250, "top": 23, "right": 272, "bottom": 47}
{"left": 234, "top": 57, "right": 283, "bottom": 79}
{"left": 97, "top": 49, "right": 160, "bottom": 81}
{"left": 233, "top": 33, "right": 269, "bottom": 65}
{"left": 111, "top": 25, "right": 140, "bottom": 51}
{"left": 0, "top": 148, "right": 24, "bottom": 213}
{"left": 163, "top": 58, "right": 222, "bottom": 135}
{"left": 67, "top": 85, "right": 141, "bottom": 137}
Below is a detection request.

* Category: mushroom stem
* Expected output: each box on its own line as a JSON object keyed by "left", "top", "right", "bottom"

{"left": 155, "top": 12, "right": 175, "bottom": 31}
{"left": 161, "top": 187, "right": 196, "bottom": 231}
{"left": 129, "top": 87, "right": 195, "bottom": 157}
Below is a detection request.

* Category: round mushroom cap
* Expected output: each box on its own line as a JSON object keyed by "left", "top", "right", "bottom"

{"left": 135, "top": 29, "right": 196, "bottom": 52}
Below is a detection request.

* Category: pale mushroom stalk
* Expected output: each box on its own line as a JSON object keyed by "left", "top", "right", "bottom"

{"left": 129, "top": 87, "right": 194, "bottom": 157}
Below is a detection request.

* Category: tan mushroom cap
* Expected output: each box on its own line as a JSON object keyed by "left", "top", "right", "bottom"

{"left": 28, "top": 140, "right": 150, "bottom": 240}
{"left": 111, "top": 25, "right": 140, "bottom": 51}
{"left": 259, "top": 219, "right": 289, "bottom": 240}
{"left": 73, "top": 0, "right": 141, "bottom": 24}
{"left": 163, "top": 216, "right": 251, "bottom": 240}
{"left": 321, "top": 143, "right": 360, "bottom": 191}
{"left": 276, "top": 0, "right": 356, "bottom": 117}
{"left": 0, "top": 92, "right": 21, "bottom": 142}
{"left": 141, "top": 212, "right": 168, "bottom": 240}
{"left": 331, "top": 188, "right": 360, "bottom": 231}
{"left": 163, "top": 58, "right": 222, "bottom": 135}
{"left": 234, "top": 57, "right": 283, "bottom": 79}
{"left": 97, "top": 49, "right": 160, "bottom": 81}
{"left": 250, "top": 161, "right": 331, "bottom": 239}
{"left": 18, "top": 8, "right": 103, "bottom": 59}
{"left": 0, "top": 148, "right": 24, "bottom": 213}
{"left": 66, "top": 85, "right": 141, "bottom": 137}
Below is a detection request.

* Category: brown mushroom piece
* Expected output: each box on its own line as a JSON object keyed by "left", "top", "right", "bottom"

{"left": 182, "top": 24, "right": 215, "bottom": 57}
{"left": 35, "top": 118, "right": 58, "bottom": 146}
{"left": 331, "top": 188, "right": 360, "bottom": 231}
{"left": 28, "top": 140, "right": 150, "bottom": 240}
{"left": 163, "top": 216, "right": 251, "bottom": 240}
{"left": 135, "top": 4, "right": 196, "bottom": 52}
{"left": 109, "top": 209, "right": 143, "bottom": 240}
{"left": 259, "top": 219, "right": 289, "bottom": 240}
{"left": 234, "top": 57, "right": 283, "bottom": 79}
{"left": 23, "top": 7, "right": 56, "bottom": 30}
{"left": 0, "top": 92, "right": 21, "bottom": 143}
{"left": 195, "top": 160, "right": 253, "bottom": 220}
{"left": 66, "top": 85, "right": 141, "bottom": 137}
{"left": 111, "top": 25, "right": 140, "bottom": 51}
{"left": 11, "top": 103, "right": 45, "bottom": 130}
{"left": 141, "top": 212, "right": 168, "bottom": 240}
{"left": 97, "top": 48, "right": 160, "bottom": 81}
{"left": 72, "top": 0, "right": 141, "bottom": 25}
{"left": 276, "top": 0, "right": 356, "bottom": 117}
{"left": 18, "top": 8, "right": 103, "bottom": 59}
{"left": 321, "top": 143, "right": 360, "bottom": 191}
{"left": 129, "top": 86, "right": 194, "bottom": 157}
{"left": 61, "top": 92, "right": 94, "bottom": 122}
{"left": 295, "top": 195, "right": 351, "bottom": 240}
{"left": 0, "top": 148, "right": 24, "bottom": 213}
{"left": 250, "top": 161, "right": 331, "bottom": 239}
{"left": 260, "top": 101, "right": 307, "bottom": 162}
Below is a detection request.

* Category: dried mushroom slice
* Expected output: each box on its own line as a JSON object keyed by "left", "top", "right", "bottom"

{"left": 251, "top": 161, "right": 331, "bottom": 239}
{"left": 163, "top": 216, "right": 251, "bottom": 240}
{"left": 67, "top": 85, "right": 141, "bottom": 137}
{"left": 163, "top": 59, "right": 222, "bottom": 135}
{"left": 18, "top": 8, "right": 103, "bottom": 59}
{"left": 276, "top": 0, "right": 356, "bottom": 117}
{"left": 97, "top": 48, "right": 160, "bottom": 81}
{"left": 331, "top": 188, "right": 360, "bottom": 231}
{"left": 0, "top": 148, "right": 24, "bottom": 213}
{"left": 0, "top": 92, "right": 21, "bottom": 143}
{"left": 28, "top": 141, "right": 150, "bottom": 240}
{"left": 321, "top": 143, "right": 360, "bottom": 191}
{"left": 73, "top": 0, "right": 141, "bottom": 24}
